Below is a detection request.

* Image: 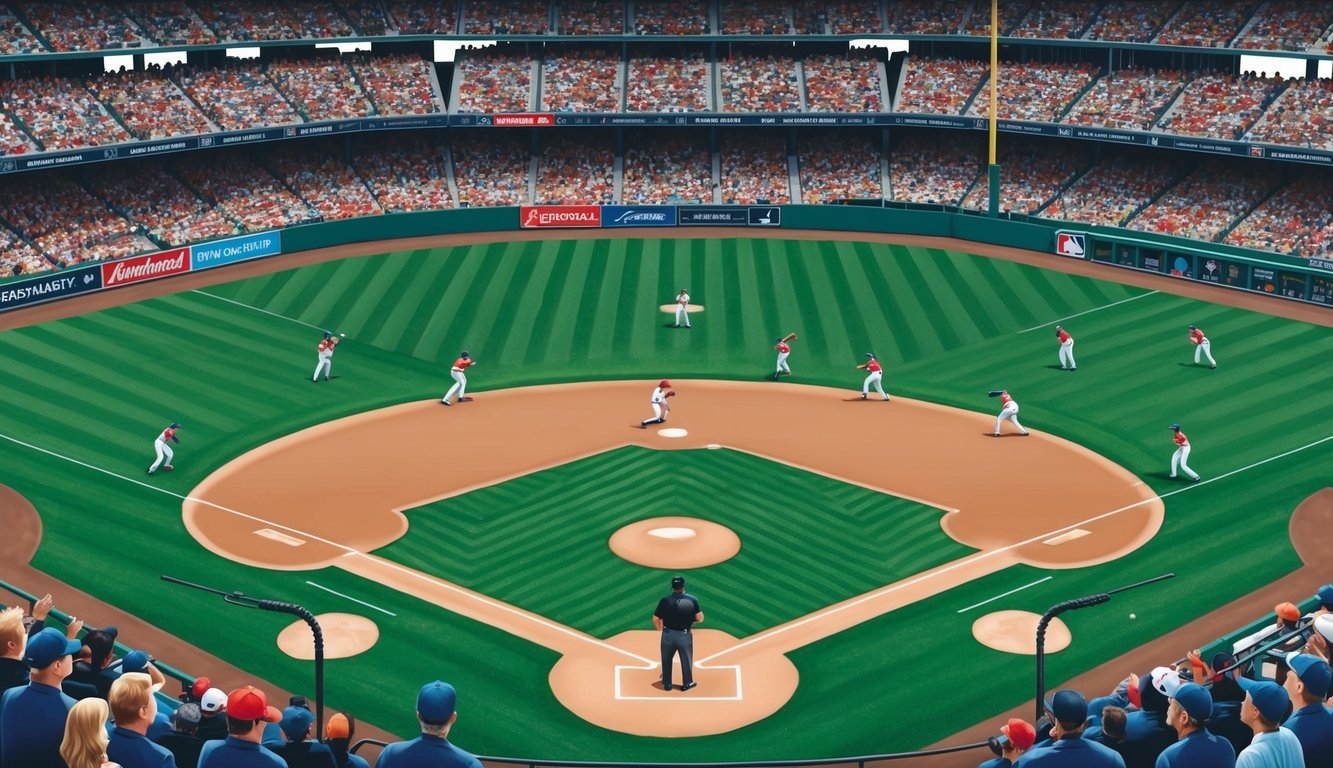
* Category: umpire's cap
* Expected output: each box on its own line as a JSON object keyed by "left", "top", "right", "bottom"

{"left": 671, "top": 576, "right": 685, "bottom": 589}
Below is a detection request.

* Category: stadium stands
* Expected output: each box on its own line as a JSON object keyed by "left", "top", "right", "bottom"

{"left": 1009, "top": 0, "right": 1101, "bottom": 39}
{"left": 894, "top": 57, "right": 988, "bottom": 114}
{"left": 84, "top": 162, "right": 239, "bottom": 246}
{"left": 1153, "top": 0, "right": 1258, "bottom": 48}
{"left": 622, "top": 130, "right": 713, "bottom": 204}
{"left": 124, "top": 1, "right": 217, "bottom": 46}
{"left": 540, "top": 48, "right": 623, "bottom": 112}
{"left": 534, "top": 133, "right": 615, "bottom": 205}
{"left": 719, "top": 0, "right": 793, "bottom": 35}
{"left": 1039, "top": 150, "right": 1185, "bottom": 227}
{"left": 798, "top": 130, "right": 882, "bottom": 204}
{"left": 1246, "top": 77, "right": 1333, "bottom": 150}
{"left": 385, "top": 0, "right": 458, "bottom": 34}
{"left": 191, "top": 1, "right": 354, "bottom": 42}
{"left": 268, "top": 142, "right": 385, "bottom": 220}
{"left": 1084, "top": 0, "right": 1177, "bottom": 43}
{"left": 175, "top": 63, "right": 303, "bottom": 131}
{"left": 349, "top": 54, "right": 445, "bottom": 116}
{"left": 1225, "top": 173, "right": 1333, "bottom": 257}
{"left": 1157, "top": 71, "right": 1286, "bottom": 141}
{"left": 463, "top": 0, "right": 551, "bottom": 35}
{"left": 351, "top": 135, "right": 455, "bottom": 213}
{"left": 960, "top": 139, "right": 1089, "bottom": 214}
{"left": 626, "top": 50, "right": 711, "bottom": 112}
{"left": 1233, "top": 2, "right": 1333, "bottom": 51}
{"left": 887, "top": 132, "right": 980, "bottom": 206}
{"left": 803, "top": 51, "right": 884, "bottom": 112}
{"left": 633, "top": 0, "right": 709, "bottom": 35}
{"left": 175, "top": 152, "right": 320, "bottom": 231}
{"left": 14, "top": 1, "right": 141, "bottom": 51}
{"left": 719, "top": 129, "right": 791, "bottom": 204}
{"left": 1063, "top": 68, "right": 1191, "bottom": 132}
{"left": 884, "top": 0, "right": 965, "bottom": 34}
{"left": 267, "top": 57, "right": 377, "bottom": 121}
{"left": 451, "top": 131, "right": 531, "bottom": 207}
{"left": 965, "top": 61, "right": 1099, "bottom": 123}
{"left": 556, "top": 0, "right": 625, "bottom": 35}
{"left": 453, "top": 48, "right": 534, "bottom": 114}
{"left": 1127, "top": 160, "right": 1276, "bottom": 242}
{"left": 0, "top": 172, "right": 155, "bottom": 265}
{"left": 718, "top": 52, "right": 802, "bottom": 112}
{"left": 0, "top": 5, "right": 43, "bottom": 53}
{"left": 0, "top": 76, "right": 133, "bottom": 151}
{"left": 961, "top": 0, "right": 1030, "bottom": 37}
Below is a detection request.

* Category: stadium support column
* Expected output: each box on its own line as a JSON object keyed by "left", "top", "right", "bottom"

{"left": 987, "top": 0, "right": 1001, "bottom": 218}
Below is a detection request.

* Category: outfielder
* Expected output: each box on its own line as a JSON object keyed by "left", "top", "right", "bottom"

{"left": 855, "top": 353, "right": 889, "bottom": 400}
{"left": 673, "top": 289, "right": 691, "bottom": 328}
{"left": 773, "top": 333, "right": 797, "bottom": 379}
{"left": 988, "top": 390, "right": 1030, "bottom": 436}
{"left": 147, "top": 422, "right": 181, "bottom": 474}
{"left": 1188, "top": 324, "right": 1216, "bottom": 368}
{"left": 1055, "top": 325, "right": 1076, "bottom": 370}
{"left": 440, "top": 351, "right": 475, "bottom": 406}
{"left": 312, "top": 332, "right": 338, "bottom": 382}
{"left": 640, "top": 380, "right": 675, "bottom": 428}
{"left": 1169, "top": 423, "right": 1200, "bottom": 481}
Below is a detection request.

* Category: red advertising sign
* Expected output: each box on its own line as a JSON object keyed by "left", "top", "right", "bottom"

{"left": 102, "top": 247, "right": 190, "bottom": 287}
{"left": 494, "top": 113, "right": 555, "bottom": 127}
{"left": 520, "top": 205, "right": 602, "bottom": 229}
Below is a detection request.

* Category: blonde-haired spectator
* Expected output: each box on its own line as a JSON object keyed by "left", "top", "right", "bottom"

{"left": 107, "top": 672, "right": 173, "bottom": 767}
{"left": 0, "top": 607, "right": 27, "bottom": 693}
{"left": 60, "top": 698, "right": 118, "bottom": 768}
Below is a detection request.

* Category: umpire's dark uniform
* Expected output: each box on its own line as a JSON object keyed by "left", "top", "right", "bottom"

{"left": 654, "top": 576, "right": 703, "bottom": 691}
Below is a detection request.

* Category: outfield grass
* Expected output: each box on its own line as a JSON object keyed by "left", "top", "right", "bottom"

{"left": 0, "top": 237, "right": 1329, "bottom": 760}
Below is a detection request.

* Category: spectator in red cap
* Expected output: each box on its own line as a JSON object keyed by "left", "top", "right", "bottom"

{"left": 978, "top": 717, "right": 1036, "bottom": 766}
{"left": 323, "top": 713, "right": 369, "bottom": 768}
{"left": 197, "top": 686, "right": 284, "bottom": 768}
{"left": 377, "top": 681, "right": 481, "bottom": 768}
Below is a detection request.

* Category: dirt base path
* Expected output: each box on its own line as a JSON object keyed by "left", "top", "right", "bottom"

{"left": 184, "top": 380, "right": 1160, "bottom": 736}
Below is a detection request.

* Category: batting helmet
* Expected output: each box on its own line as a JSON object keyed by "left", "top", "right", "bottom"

{"left": 659, "top": 380, "right": 671, "bottom": 388}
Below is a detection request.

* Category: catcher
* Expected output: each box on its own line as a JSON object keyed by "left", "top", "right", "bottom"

{"left": 773, "top": 333, "right": 798, "bottom": 380}
{"left": 640, "top": 380, "right": 676, "bottom": 428}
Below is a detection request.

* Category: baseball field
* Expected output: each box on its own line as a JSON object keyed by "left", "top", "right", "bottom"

{"left": 0, "top": 233, "right": 1330, "bottom": 761}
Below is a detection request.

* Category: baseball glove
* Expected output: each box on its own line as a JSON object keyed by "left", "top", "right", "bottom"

{"left": 665, "top": 391, "right": 676, "bottom": 398}
{"left": 987, "top": 390, "right": 1004, "bottom": 397}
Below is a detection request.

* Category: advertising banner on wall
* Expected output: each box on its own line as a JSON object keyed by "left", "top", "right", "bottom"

{"left": 0, "top": 265, "right": 101, "bottom": 312}
{"left": 190, "top": 231, "right": 282, "bottom": 271}
{"left": 101, "top": 247, "right": 189, "bottom": 288}
{"left": 519, "top": 205, "right": 603, "bottom": 228}
{"left": 601, "top": 206, "right": 678, "bottom": 228}
{"left": 678, "top": 207, "right": 751, "bottom": 226}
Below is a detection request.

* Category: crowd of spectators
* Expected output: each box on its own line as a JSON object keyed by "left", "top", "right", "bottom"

{"left": 0, "top": 5, "right": 43, "bottom": 54}
{"left": 192, "top": 1, "right": 354, "bottom": 42}
{"left": 961, "top": 0, "right": 1030, "bottom": 37}
{"left": 124, "top": 1, "right": 217, "bottom": 46}
{"left": 463, "top": 0, "right": 551, "bottom": 35}
{"left": 894, "top": 56, "right": 988, "bottom": 114}
{"left": 960, "top": 139, "right": 1088, "bottom": 214}
{"left": 556, "top": 0, "right": 625, "bottom": 35}
{"left": 1226, "top": 173, "right": 1333, "bottom": 258}
{"left": 453, "top": 48, "right": 534, "bottom": 113}
{"left": 719, "top": 130, "right": 791, "bottom": 204}
{"left": 718, "top": 52, "right": 801, "bottom": 112}
{"left": 349, "top": 53, "right": 445, "bottom": 116}
{"left": 0, "top": 110, "right": 38, "bottom": 156}
{"left": 719, "top": 0, "right": 791, "bottom": 35}
{"left": 1157, "top": 71, "right": 1287, "bottom": 141}
{"left": 351, "top": 135, "right": 455, "bottom": 212}
{"left": 1246, "top": 77, "right": 1333, "bottom": 150}
{"left": 965, "top": 61, "right": 1099, "bottom": 123}
{"left": 1064, "top": 68, "right": 1190, "bottom": 132}
{"left": 884, "top": 0, "right": 965, "bottom": 34}
{"left": 632, "top": 0, "right": 709, "bottom": 35}
{"left": 887, "top": 132, "right": 980, "bottom": 206}
{"left": 385, "top": 0, "right": 458, "bottom": 34}
{"left": 1039, "top": 151, "right": 1183, "bottom": 227}
{"left": 84, "top": 162, "right": 240, "bottom": 246}
{"left": 1153, "top": 1, "right": 1258, "bottom": 48}
{"left": 798, "top": 131, "right": 882, "bottom": 204}
{"left": 15, "top": 1, "right": 143, "bottom": 51}
{"left": 535, "top": 133, "right": 615, "bottom": 205}
{"left": 622, "top": 131, "right": 713, "bottom": 204}
{"left": 0, "top": 76, "right": 132, "bottom": 151}
{"left": 803, "top": 52, "right": 883, "bottom": 112}
{"left": 267, "top": 57, "right": 377, "bottom": 121}
{"left": 340, "top": 0, "right": 390, "bottom": 36}
{"left": 1233, "top": 2, "right": 1333, "bottom": 51}
{"left": 1084, "top": 0, "right": 1178, "bottom": 43}
{"left": 540, "top": 48, "right": 622, "bottom": 112}
{"left": 176, "top": 62, "right": 303, "bottom": 131}
{"left": 269, "top": 142, "right": 385, "bottom": 220}
{"left": 823, "top": 0, "right": 885, "bottom": 34}
{"left": 626, "top": 51, "right": 711, "bottom": 112}
{"left": 451, "top": 131, "right": 531, "bottom": 207}
{"left": 175, "top": 152, "right": 320, "bottom": 231}
{"left": 85, "top": 68, "right": 216, "bottom": 141}
{"left": 0, "top": 227, "right": 50, "bottom": 276}
{"left": 1127, "top": 161, "right": 1274, "bottom": 242}
{"left": 1010, "top": 0, "right": 1102, "bottom": 39}
{"left": 0, "top": 172, "right": 155, "bottom": 265}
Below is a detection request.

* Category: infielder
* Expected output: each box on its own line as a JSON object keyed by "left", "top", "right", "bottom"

{"left": 147, "top": 422, "right": 181, "bottom": 474}
{"left": 673, "top": 289, "right": 691, "bottom": 328}
{"left": 855, "top": 353, "right": 889, "bottom": 400}
{"left": 640, "top": 380, "right": 676, "bottom": 428}
{"left": 1188, "top": 324, "right": 1216, "bottom": 368}
{"left": 988, "top": 390, "right": 1030, "bottom": 436}
{"left": 773, "top": 333, "right": 797, "bottom": 379}
{"left": 1169, "top": 423, "right": 1200, "bottom": 481}
{"left": 1055, "top": 325, "right": 1076, "bottom": 370}
{"left": 440, "top": 351, "right": 475, "bottom": 406}
{"left": 312, "top": 332, "right": 339, "bottom": 382}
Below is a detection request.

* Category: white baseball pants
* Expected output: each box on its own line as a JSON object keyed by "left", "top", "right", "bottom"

{"left": 776, "top": 351, "right": 790, "bottom": 375}
{"left": 1059, "top": 340, "right": 1076, "bottom": 369}
{"left": 675, "top": 306, "right": 690, "bottom": 327}
{"left": 313, "top": 353, "right": 332, "bottom": 381}
{"left": 862, "top": 370, "right": 887, "bottom": 399}
{"left": 642, "top": 403, "right": 666, "bottom": 426}
{"left": 1171, "top": 446, "right": 1199, "bottom": 480}
{"left": 443, "top": 370, "right": 467, "bottom": 403}
{"left": 995, "top": 403, "right": 1027, "bottom": 435}
{"left": 1194, "top": 341, "right": 1216, "bottom": 367}
{"left": 149, "top": 438, "right": 173, "bottom": 472}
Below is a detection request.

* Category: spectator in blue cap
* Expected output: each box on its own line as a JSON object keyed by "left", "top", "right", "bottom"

{"left": 1157, "top": 682, "right": 1235, "bottom": 767}
{"left": 271, "top": 705, "right": 335, "bottom": 768}
{"left": 1315, "top": 584, "right": 1333, "bottom": 617}
{"left": 1019, "top": 689, "right": 1125, "bottom": 767}
{"left": 1121, "top": 667, "right": 1181, "bottom": 768}
{"left": 0, "top": 626, "right": 81, "bottom": 766}
{"left": 1281, "top": 651, "right": 1333, "bottom": 767}
{"left": 377, "top": 681, "right": 482, "bottom": 768}
{"left": 1236, "top": 678, "right": 1303, "bottom": 767}
{"left": 1200, "top": 651, "right": 1252, "bottom": 756}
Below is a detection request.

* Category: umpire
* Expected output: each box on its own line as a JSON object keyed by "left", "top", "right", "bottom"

{"left": 653, "top": 576, "right": 704, "bottom": 691}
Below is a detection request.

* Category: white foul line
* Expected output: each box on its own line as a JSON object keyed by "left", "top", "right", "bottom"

{"left": 189, "top": 290, "right": 328, "bottom": 332}
{"left": 1017, "top": 290, "right": 1160, "bottom": 333}
{"left": 955, "top": 576, "right": 1053, "bottom": 614}
{"left": 306, "top": 580, "right": 397, "bottom": 617}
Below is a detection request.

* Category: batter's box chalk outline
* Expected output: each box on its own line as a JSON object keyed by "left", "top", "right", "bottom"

{"left": 613, "top": 664, "right": 743, "bottom": 701}
{"left": 255, "top": 528, "right": 306, "bottom": 547}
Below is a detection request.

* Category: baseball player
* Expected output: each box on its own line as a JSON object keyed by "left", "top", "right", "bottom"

{"left": 1169, "top": 423, "right": 1201, "bottom": 481}
{"left": 147, "top": 422, "right": 181, "bottom": 474}
{"left": 673, "top": 289, "right": 691, "bottom": 329}
{"left": 312, "top": 332, "right": 338, "bottom": 382}
{"left": 773, "top": 333, "right": 797, "bottom": 379}
{"left": 440, "top": 351, "right": 475, "bottom": 406}
{"left": 640, "top": 380, "right": 676, "bottom": 428}
{"left": 855, "top": 353, "right": 889, "bottom": 400}
{"left": 1055, "top": 325, "right": 1076, "bottom": 370}
{"left": 1188, "top": 324, "right": 1216, "bottom": 368}
{"left": 988, "top": 390, "right": 1030, "bottom": 436}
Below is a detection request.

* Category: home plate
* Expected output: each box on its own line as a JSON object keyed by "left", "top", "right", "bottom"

{"left": 658, "top": 428, "right": 688, "bottom": 438}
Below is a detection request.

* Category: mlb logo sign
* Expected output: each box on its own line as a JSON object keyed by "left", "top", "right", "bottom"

{"left": 1055, "top": 232, "right": 1086, "bottom": 259}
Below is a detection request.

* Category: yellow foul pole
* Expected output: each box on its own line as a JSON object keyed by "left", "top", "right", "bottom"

{"left": 987, "top": 0, "right": 1001, "bottom": 216}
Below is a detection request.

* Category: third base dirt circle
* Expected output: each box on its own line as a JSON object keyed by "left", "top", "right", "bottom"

{"left": 184, "top": 380, "right": 1163, "bottom": 737}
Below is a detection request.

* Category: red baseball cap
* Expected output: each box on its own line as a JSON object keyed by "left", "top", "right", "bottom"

{"left": 659, "top": 380, "right": 671, "bottom": 388}
{"left": 226, "top": 686, "right": 282, "bottom": 722}
{"left": 1004, "top": 718, "right": 1036, "bottom": 751}
{"left": 191, "top": 677, "right": 211, "bottom": 700}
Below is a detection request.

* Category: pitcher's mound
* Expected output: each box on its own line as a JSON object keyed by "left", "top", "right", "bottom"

{"left": 610, "top": 516, "right": 741, "bottom": 568}
{"left": 972, "top": 610, "right": 1070, "bottom": 655}
{"left": 277, "top": 613, "right": 379, "bottom": 659}
{"left": 659, "top": 304, "right": 705, "bottom": 314}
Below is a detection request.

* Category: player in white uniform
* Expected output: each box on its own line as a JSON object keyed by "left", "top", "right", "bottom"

{"left": 440, "top": 351, "right": 476, "bottom": 405}
{"left": 1188, "top": 325, "right": 1216, "bottom": 368}
{"left": 640, "top": 380, "right": 675, "bottom": 428}
{"left": 673, "top": 290, "right": 691, "bottom": 328}
{"left": 990, "top": 390, "right": 1030, "bottom": 436}
{"left": 1169, "top": 423, "right": 1201, "bottom": 481}
{"left": 1056, "top": 326, "right": 1076, "bottom": 370}
{"left": 855, "top": 353, "right": 889, "bottom": 400}
{"left": 312, "top": 333, "right": 338, "bottom": 382}
{"left": 773, "top": 333, "right": 797, "bottom": 380}
{"left": 147, "top": 422, "right": 181, "bottom": 474}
